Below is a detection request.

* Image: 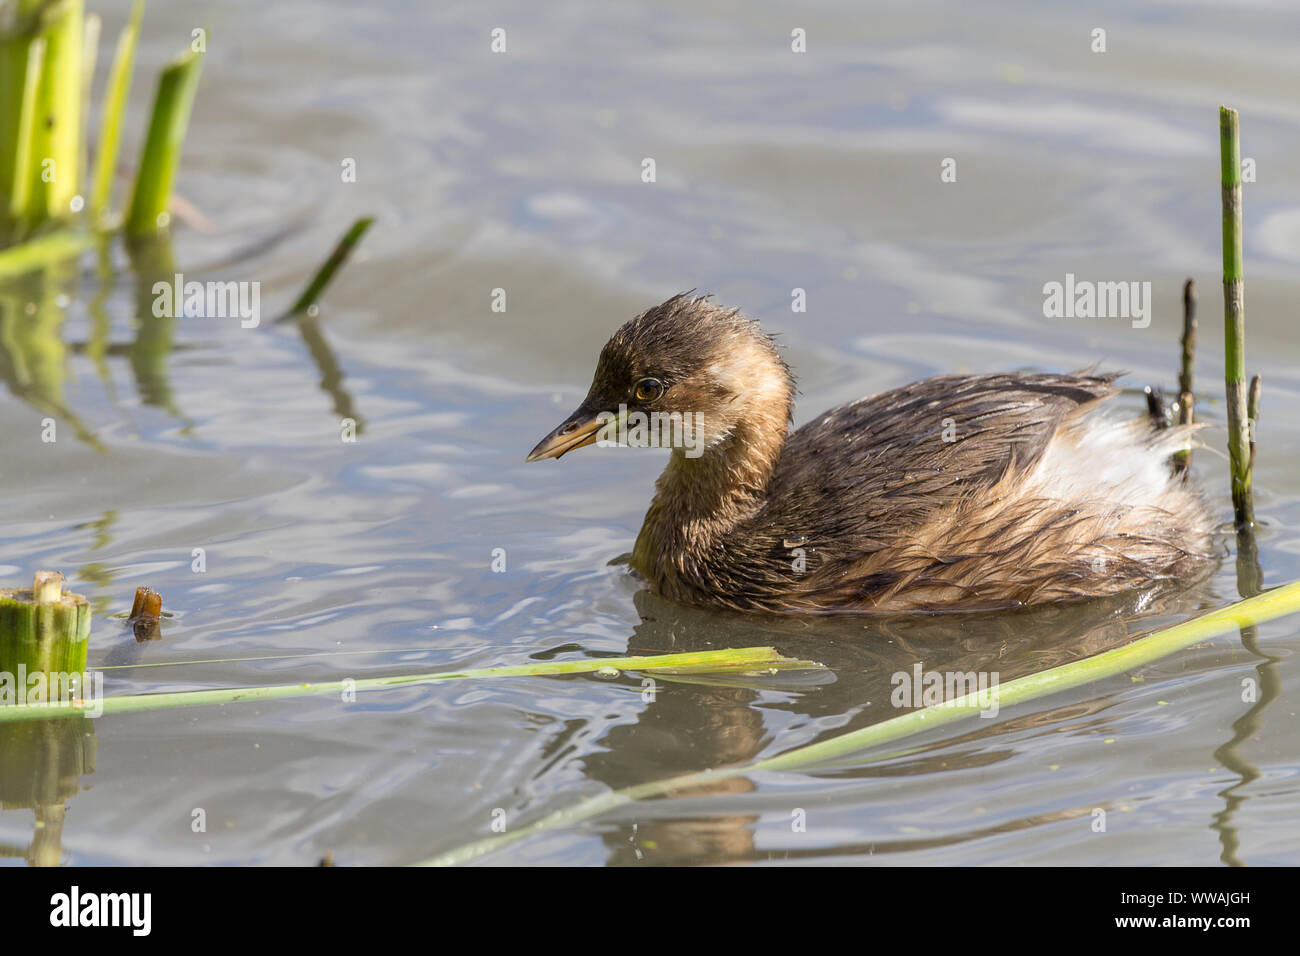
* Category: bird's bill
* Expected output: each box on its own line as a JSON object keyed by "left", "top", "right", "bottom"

{"left": 526, "top": 406, "right": 607, "bottom": 462}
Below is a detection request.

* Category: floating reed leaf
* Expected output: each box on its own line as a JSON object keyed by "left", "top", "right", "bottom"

{"left": 418, "top": 578, "right": 1300, "bottom": 865}
{"left": 0, "top": 645, "right": 823, "bottom": 724}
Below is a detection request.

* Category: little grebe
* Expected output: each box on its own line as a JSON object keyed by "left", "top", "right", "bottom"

{"left": 527, "top": 294, "right": 1215, "bottom": 613}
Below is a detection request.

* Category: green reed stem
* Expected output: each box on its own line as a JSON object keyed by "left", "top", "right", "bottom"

{"left": 89, "top": 0, "right": 143, "bottom": 224}
{"left": 0, "top": 33, "right": 45, "bottom": 230}
{"left": 124, "top": 43, "right": 203, "bottom": 235}
{"left": 79, "top": 12, "right": 98, "bottom": 161}
{"left": 277, "top": 216, "right": 375, "bottom": 321}
{"left": 0, "top": 18, "right": 32, "bottom": 225}
{"left": 1220, "top": 106, "right": 1253, "bottom": 526}
{"left": 25, "top": 0, "right": 83, "bottom": 223}
{"left": 418, "top": 578, "right": 1300, "bottom": 865}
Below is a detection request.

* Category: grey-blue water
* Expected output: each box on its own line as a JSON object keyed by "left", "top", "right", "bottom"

{"left": 2, "top": 0, "right": 1299, "bottom": 865}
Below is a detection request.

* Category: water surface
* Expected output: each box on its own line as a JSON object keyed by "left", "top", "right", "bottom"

{"left": 2, "top": 0, "right": 1300, "bottom": 865}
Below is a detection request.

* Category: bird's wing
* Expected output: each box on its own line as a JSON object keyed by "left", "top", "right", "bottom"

{"left": 764, "top": 372, "right": 1119, "bottom": 546}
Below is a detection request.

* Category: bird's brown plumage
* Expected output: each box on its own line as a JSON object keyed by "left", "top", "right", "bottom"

{"left": 529, "top": 294, "right": 1217, "bottom": 614}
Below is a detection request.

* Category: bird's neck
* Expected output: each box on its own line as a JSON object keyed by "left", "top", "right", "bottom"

{"left": 632, "top": 376, "right": 792, "bottom": 596}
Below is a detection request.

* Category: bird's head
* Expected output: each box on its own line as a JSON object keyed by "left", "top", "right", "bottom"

{"left": 526, "top": 294, "right": 793, "bottom": 463}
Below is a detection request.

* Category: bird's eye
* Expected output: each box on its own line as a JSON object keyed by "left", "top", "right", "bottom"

{"left": 633, "top": 378, "right": 665, "bottom": 402}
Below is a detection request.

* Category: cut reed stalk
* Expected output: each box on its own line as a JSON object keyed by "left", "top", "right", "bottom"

{"left": 127, "top": 585, "right": 162, "bottom": 641}
{"left": 128, "top": 585, "right": 160, "bottom": 620}
{"left": 0, "top": 571, "right": 92, "bottom": 686}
